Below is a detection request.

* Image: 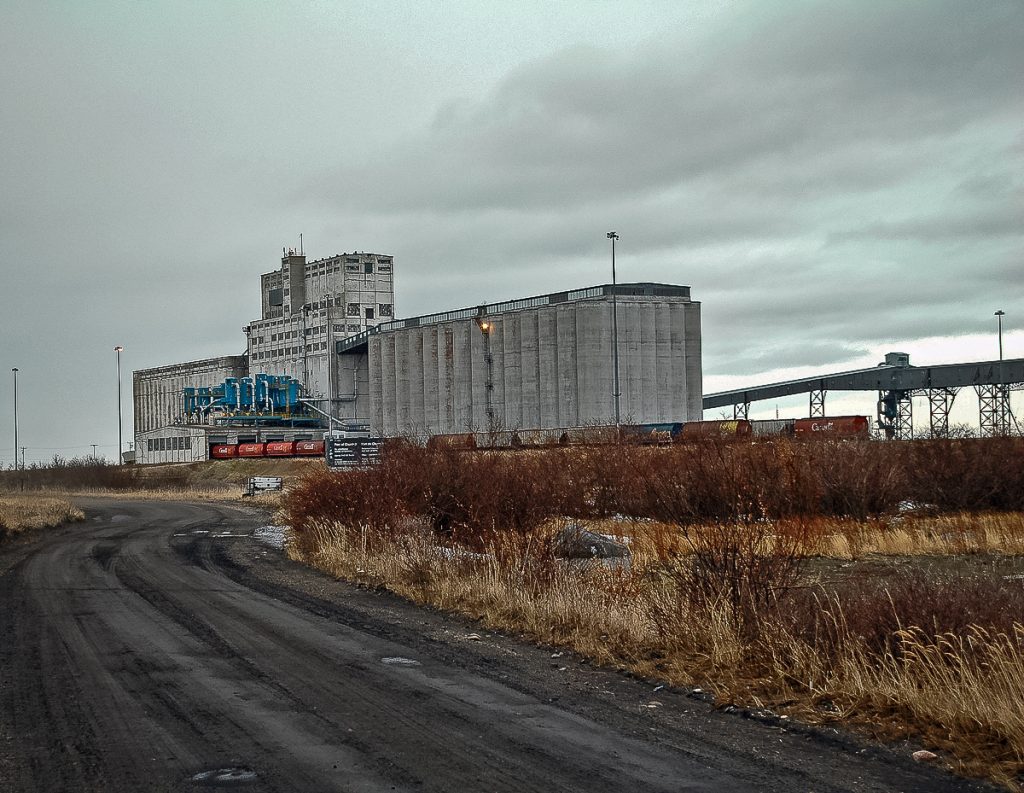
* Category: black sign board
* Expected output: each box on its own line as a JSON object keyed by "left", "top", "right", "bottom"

{"left": 325, "top": 437, "right": 384, "bottom": 468}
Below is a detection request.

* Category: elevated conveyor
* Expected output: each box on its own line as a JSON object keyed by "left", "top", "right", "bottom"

{"left": 702, "top": 353, "right": 1024, "bottom": 438}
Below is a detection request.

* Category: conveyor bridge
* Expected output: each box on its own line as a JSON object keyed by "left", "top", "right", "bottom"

{"left": 702, "top": 352, "right": 1023, "bottom": 438}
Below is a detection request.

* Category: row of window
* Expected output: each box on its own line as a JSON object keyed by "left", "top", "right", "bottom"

{"left": 251, "top": 341, "right": 331, "bottom": 360}
{"left": 147, "top": 436, "right": 192, "bottom": 452}
{"left": 348, "top": 303, "right": 392, "bottom": 319}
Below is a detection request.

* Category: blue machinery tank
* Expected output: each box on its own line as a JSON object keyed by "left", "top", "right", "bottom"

{"left": 183, "top": 374, "right": 322, "bottom": 427}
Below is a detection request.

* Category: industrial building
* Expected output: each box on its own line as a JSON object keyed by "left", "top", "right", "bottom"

{"left": 133, "top": 247, "right": 703, "bottom": 463}
{"left": 349, "top": 284, "right": 701, "bottom": 437}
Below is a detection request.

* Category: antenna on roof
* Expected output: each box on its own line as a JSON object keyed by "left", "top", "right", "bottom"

{"left": 300, "top": 233, "right": 303, "bottom": 255}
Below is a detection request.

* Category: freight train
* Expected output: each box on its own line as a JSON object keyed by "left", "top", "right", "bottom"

{"left": 619, "top": 416, "right": 869, "bottom": 444}
{"left": 205, "top": 415, "right": 871, "bottom": 460}
{"left": 425, "top": 416, "right": 871, "bottom": 450}
{"left": 209, "top": 440, "right": 326, "bottom": 459}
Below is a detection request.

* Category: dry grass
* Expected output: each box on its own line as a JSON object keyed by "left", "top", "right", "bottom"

{"left": 283, "top": 440, "right": 1024, "bottom": 790}
{"left": 14, "top": 485, "right": 284, "bottom": 508}
{"left": 0, "top": 494, "right": 85, "bottom": 539}
{"left": 289, "top": 523, "right": 1024, "bottom": 789}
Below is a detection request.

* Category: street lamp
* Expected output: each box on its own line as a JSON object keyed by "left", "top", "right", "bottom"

{"left": 995, "top": 310, "right": 1005, "bottom": 361}
{"left": 606, "top": 231, "right": 621, "bottom": 427}
{"left": 114, "top": 346, "right": 124, "bottom": 465}
{"left": 11, "top": 368, "right": 18, "bottom": 471}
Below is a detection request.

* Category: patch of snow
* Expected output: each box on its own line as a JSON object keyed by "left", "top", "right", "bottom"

{"left": 380, "top": 656, "right": 421, "bottom": 667}
{"left": 254, "top": 525, "right": 288, "bottom": 550}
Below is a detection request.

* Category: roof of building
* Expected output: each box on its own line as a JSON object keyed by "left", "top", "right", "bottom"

{"left": 336, "top": 282, "right": 693, "bottom": 354}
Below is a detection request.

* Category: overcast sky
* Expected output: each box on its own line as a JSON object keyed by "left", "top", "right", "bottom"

{"left": 1, "top": 0, "right": 1021, "bottom": 464}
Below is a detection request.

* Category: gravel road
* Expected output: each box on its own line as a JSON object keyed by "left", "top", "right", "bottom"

{"left": 0, "top": 499, "right": 996, "bottom": 792}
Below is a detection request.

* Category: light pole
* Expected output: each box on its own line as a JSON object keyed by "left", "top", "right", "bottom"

{"left": 114, "top": 346, "right": 123, "bottom": 465}
{"left": 606, "top": 231, "right": 621, "bottom": 427}
{"left": 995, "top": 310, "right": 1005, "bottom": 360}
{"left": 11, "top": 368, "right": 18, "bottom": 471}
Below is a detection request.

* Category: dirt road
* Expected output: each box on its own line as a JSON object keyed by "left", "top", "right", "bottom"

{"left": 0, "top": 499, "right": 993, "bottom": 792}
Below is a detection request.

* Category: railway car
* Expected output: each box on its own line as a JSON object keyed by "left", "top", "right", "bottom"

{"left": 294, "top": 440, "right": 325, "bottom": 456}
{"left": 750, "top": 419, "right": 796, "bottom": 437}
{"left": 426, "top": 433, "right": 478, "bottom": 450}
{"left": 620, "top": 423, "right": 683, "bottom": 444}
{"left": 265, "top": 441, "right": 296, "bottom": 456}
{"left": 679, "top": 420, "right": 753, "bottom": 439}
{"left": 793, "top": 416, "right": 869, "bottom": 438}
{"left": 210, "top": 444, "right": 239, "bottom": 459}
{"left": 237, "top": 442, "right": 267, "bottom": 457}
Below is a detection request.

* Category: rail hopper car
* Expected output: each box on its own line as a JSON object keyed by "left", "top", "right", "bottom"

{"left": 425, "top": 415, "right": 871, "bottom": 450}
{"left": 209, "top": 440, "right": 325, "bottom": 460}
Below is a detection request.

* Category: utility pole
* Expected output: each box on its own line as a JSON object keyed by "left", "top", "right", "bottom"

{"left": 114, "top": 346, "right": 124, "bottom": 464}
{"left": 11, "top": 368, "right": 18, "bottom": 472}
{"left": 606, "top": 232, "right": 621, "bottom": 427}
{"left": 995, "top": 310, "right": 1005, "bottom": 360}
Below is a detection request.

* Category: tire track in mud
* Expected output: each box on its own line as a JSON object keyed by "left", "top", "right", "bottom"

{"left": 0, "top": 499, "right": 999, "bottom": 793}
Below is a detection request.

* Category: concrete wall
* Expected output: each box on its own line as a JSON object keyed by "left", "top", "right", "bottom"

{"left": 133, "top": 355, "right": 248, "bottom": 435}
{"left": 367, "top": 295, "right": 701, "bottom": 437}
{"left": 135, "top": 426, "right": 209, "bottom": 465}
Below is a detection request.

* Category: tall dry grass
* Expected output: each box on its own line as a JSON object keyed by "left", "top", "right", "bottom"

{"left": 283, "top": 438, "right": 1024, "bottom": 789}
{"left": 0, "top": 495, "right": 85, "bottom": 540}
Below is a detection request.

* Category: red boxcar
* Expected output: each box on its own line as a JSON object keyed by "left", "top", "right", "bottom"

{"left": 680, "top": 420, "right": 753, "bottom": 439}
{"left": 793, "top": 416, "right": 869, "bottom": 437}
{"left": 210, "top": 444, "right": 238, "bottom": 459}
{"left": 265, "top": 441, "right": 296, "bottom": 456}
{"left": 294, "top": 440, "right": 325, "bottom": 456}
{"left": 237, "top": 443, "right": 267, "bottom": 457}
{"left": 426, "top": 433, "right": 477, "bottom": 450}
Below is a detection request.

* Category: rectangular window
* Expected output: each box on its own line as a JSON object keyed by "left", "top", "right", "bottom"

{"left": 184, "top": 437, "right": 191, "bottom": 450}
{"left": 379, "top": 303, "right": 393, "bottom": 317}
{"left": 365, "top": 307, "right": 375, "bottom": 320}
{"left": 347, "top": 302, "right": 360, "bottom": 317}
{"left": 147, "top": 439, "right": 154, "bottom": 452}
{"left": 347, "top": 323, "right": 360, "bottom": 332}
{"left": 333, "top": 324, "right": 345, "bottom": 333}
{"left": 363, "top": 262, "right": 374, "bottom": 274}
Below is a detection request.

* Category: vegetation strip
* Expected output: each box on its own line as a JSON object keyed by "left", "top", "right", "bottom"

{"left": 284, "top": 437, "right": 1024, "bottom": 792}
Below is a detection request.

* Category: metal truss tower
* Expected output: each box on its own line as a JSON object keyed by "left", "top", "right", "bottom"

{"left": 976, "top": 383, "right": 1011, "bottom": 436}
{"left": 809, "top": 389, "right": 826, "bottom": 418}
{"left": 926, "top": 388, "right": 959, "bottom": 437}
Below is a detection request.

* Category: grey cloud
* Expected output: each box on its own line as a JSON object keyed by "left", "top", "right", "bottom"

{"left": 305, "top": 1, "right": 1022, "bottom": 217}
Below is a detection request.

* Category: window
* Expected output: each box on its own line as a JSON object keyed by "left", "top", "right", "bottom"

{"left": 347, "top": 302, "right": 360, "bottom": 317}
{"left": 345, "top": 264, "right": 359, "bottom": 272}
{"left": 333, "top": 324, "right": 345, "bottom": 333}
{"left": 365, "top": 307, "right": 375, "bottom": 320}
{"left": 184, "top": 436, "right": 191, "bottom": 450}
{"left": 364, "top": 262, "right": 374, "bottom": 274}
{"left": 347, "top": 323, "right": 360, "bottom": 332}
{"left": 147, "top": 439, "right": 154, "bottom": 452}
{"left": 379, "top": 303, "right": 393, "bottom": 317}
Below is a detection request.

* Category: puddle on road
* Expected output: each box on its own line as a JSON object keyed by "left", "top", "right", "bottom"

{"left": 381, "top": 656, "right": 421, "bottom": 667}
{"left": 190, "top": 766, "right": 258, "bottom": 786}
